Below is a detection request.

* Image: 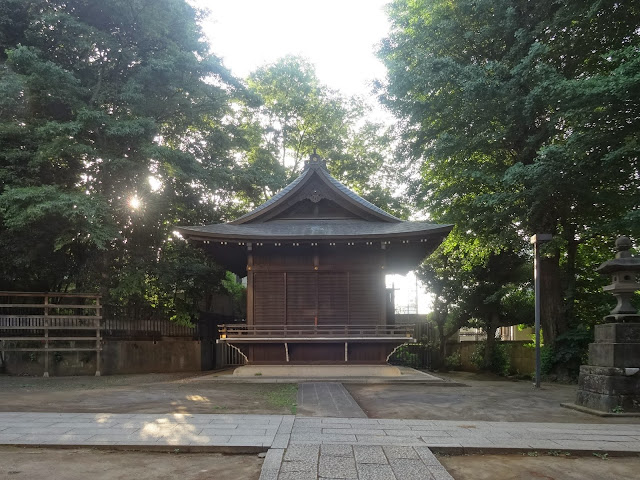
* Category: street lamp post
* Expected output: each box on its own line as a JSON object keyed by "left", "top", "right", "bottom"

{"left": 530, "top": 233, "right": 552, "bottom": 388}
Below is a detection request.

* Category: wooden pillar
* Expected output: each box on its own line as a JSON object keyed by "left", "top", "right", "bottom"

{"left": 95, "top": 295, "right": 101, "bottom": 376}
{"left": 380, "top": 243, "right": 387, "bottom": 326}
{"left": 43, "top": 294, "right": 49, "bottom": 378}
{"left": 246, "top": 242, "right": 254, "bottom": 326}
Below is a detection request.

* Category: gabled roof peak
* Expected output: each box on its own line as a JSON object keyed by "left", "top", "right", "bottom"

{"left": 304, "top": 150, "right": 327, "bottom": 171}
{"left": 231, "top": 152, "right": 401, "bottom": 225}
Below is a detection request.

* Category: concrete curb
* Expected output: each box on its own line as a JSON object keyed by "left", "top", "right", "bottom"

{"left": 2, "top": 443, "right": 267, "bottom": 454}
{"left": 560, "top": 402, "right": 640, "bottom": 417}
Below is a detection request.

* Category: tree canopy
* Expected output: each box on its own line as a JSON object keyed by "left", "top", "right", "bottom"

{"left": 378, "top": 0, "right": 640, "bottom": 373}
{"left": 0, "top": 0, "right": 255, "bottom": 320}
{"left": 0, "top": 1, "right": 406, "bottom": 321}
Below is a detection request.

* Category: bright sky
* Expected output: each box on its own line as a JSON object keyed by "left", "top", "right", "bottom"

{"left": 189, "top": 0, "right": 431, "bottom": 313}
{"left": 191, "top": 0, "right": 390, "bottom": 97}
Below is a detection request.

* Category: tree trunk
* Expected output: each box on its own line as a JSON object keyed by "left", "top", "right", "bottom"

{"left": 438, "top": 333, "right": 447, "bottom": 369}
{"left": 484, "top": 312, "right": 499, "bottom": 369}
{"left": 564, "top": 224, "right": 578, "bottom": 325}
{"left": 540, "top": 252, "right": 568, "bottom": 349}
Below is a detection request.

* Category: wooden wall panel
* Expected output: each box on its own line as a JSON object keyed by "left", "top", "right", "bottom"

{"left": 288, "top": 343, "right": 344, "bottom": 363}
{"left": 254, "top": 249, "right": 313, "bottom": 267}
{"left": 250, "top": 344, "right": 286, "bottom": 363}
{"left": 318, "top": 272, "right": 348, "bottom": 325}
{"left": 286, "top": 272, "right": 317, "bottom": 325}
{"left": 320, "top": 247, "right": 383, "bottom": 267}
{"left": 348, "top": 343, "right": 397, "bottom": 364}
{"left": 349, "top": 272, "right": 384, "bottom": 326}
{"left": 253, "top": 272, "right": 285, "bottom": 325}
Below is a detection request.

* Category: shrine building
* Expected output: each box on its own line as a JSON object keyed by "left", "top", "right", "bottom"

{"left": 177, "top": 153, "right": 452, "bottom": 365}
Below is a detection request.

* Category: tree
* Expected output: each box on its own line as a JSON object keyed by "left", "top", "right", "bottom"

{"left": 247, "top": 55, "right": 409, "bottom": 217}
{"left": 420, "top": 229, "right": 533, "bottom": 372}
{"left": 378, "top": 0, "right": 640, "bottom": 367}
{"left": 0, "top": 0, "right": 248, "bottom": 319}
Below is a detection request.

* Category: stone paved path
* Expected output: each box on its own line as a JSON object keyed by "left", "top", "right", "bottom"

{"left": 1, "top": 413, "right": 640, "bottom": 479}
{"left": 261, "top": 444, "right": 453, "bottom": 480}
{"left": 297, "top": 383, "right": 367, "bottom": 418}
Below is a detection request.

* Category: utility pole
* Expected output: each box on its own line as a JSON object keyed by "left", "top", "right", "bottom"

{"left": 530, "top": 234, "right": 552, "bottom": 388}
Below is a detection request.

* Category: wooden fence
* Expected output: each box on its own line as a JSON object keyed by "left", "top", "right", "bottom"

{"left": 0, "top": 292, "right": 102, "bottom": 376}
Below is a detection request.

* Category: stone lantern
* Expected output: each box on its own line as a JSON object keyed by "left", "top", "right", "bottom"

{"left": 571, "top": 236, "right": 640, "bottom": 413}
{"left": 596, "top": 236, "right": 640, "bottom": 322}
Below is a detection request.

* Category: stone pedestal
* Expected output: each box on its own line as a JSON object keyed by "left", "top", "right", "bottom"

{"left": 575, "top": 323, "right": 640, "bottom": 412}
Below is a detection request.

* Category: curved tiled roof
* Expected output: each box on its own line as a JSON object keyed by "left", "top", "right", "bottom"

{"left": 178, "top": 220, "right": 451, "bottom": 240}
{"left": 231, "top": 157, "right": 400, "bottom": 224}
{"left": 179, "top": 154, "right": 453, "bottom": 243}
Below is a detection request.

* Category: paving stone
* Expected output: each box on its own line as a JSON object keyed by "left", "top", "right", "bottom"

{"left": 226, "top": 436, "right": 272, "bottom": 446}
{"left": 298, "top": 383, "right": 367, "bottom": 418}
{"left": 384, "top": 429, "right": 446, "bottom": 437}
{"left": 271, "top": 434, "right": 290, "bottom": 449}
{"left": 356, "top": 463, "right": 397, "bottom": 480}
{"left": 356, "top": 436, "right": 424, "bottom": 446}
{"left": 420, "top": 437, "right": 463, "bottom": 446}
{"left": 291, "top": 433, "right": 357, "bottom": 443}
{"left": 350, "top": 424, "right": 388, "bottom": 430}
{"left": 292, "top": 427, "right": 324, "bottom": 435}
{"left": 277, "top": 416, "right": 295, "bottom": 434}
{"left": 389, "top": 458, "right": 432, "bottom": 480}
{"left": 353, "top": 445, "right": 387, "bottom": 464}
{"left": 6, "top": 426, "right": 73, "bottom": 434}
{"left": 376, "top": 419, "right": 408, "bottom": 425}
{"left": 321, "top": 444, "right": 354, "bottom": 457}
{"left": 427, "top": 465, "right": 454, "bottom": 480}
{"left": 278, "top": 472, "right": 317, "bottom": 480}
{"left": 200, "top": 427, "right": 267, "bottom": 435}
{"left": 284, "top": 444, "right": 320, "bottom": 461}
{"left": 319, "top": 455, "right": 358, "bottom": 479}
{"left": 383, "top": 446, "right": 420, "bottom": 459}
{"left": 322, "top": 417, "right": 373, "bottom": 424}
{"left": 324, "top": 428, "right": 388, "bottom": 436}
{"left": 279, "top": 458, "right": 318, "bottom": 473}
{"left": 259, "top": 447, "right": 284, "bottom": 480}
{"left": 413, "top": 447, "right": 441, "bottom": 466}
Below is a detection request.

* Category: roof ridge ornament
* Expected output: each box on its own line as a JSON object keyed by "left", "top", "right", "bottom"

{"left": 304, "top": 148, "right": 327, "bottom": 170}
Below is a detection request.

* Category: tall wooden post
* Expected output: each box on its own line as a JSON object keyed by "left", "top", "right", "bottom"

{"left": 95, "top": 295, "right": 101, "bottom": 376}
{"left": 246, "top": 243, "right": 254, "bottom": 325}
{"left": 43, "top": 294, "right": 49, "bottom": 378}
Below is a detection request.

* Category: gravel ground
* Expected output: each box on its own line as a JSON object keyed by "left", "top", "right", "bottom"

{"left": 0, "top": 446, "right": 263, "bottom": 480}
{"left": 0, "top": 372, "right": 297, "bottom": 414}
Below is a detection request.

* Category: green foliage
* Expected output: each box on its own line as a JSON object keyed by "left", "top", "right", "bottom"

{"left": 262, "top": 384, "right": 298, "bottom": 414}
{"left": 245, "top": 55, "right": 409, "bottom": 218}
{"left": 470, "top": 341, "right": 512, "bottom": 376}
{"left": 444, "top": 352, "right": 462, "bottom": 371}
{"left": 388, "top": 344, "right": 433, "bottom": 369}
{"left": 0, "top": 0, "right": 250, "bottom": 311}
{"left": 540, "top": 345, "right": 555, "bottom": 376}
{"left": 221, "top": 271, "right": 247, "bottom": 318}
{"left": 379, "top": 0, "right": 640, "bottom": 370}
{"left": 542, "top": 325, "right": 593, "bottom": 379}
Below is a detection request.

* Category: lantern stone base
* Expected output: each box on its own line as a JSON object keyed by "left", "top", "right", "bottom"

{"left": 575, "top": 323, "right": 640, "bottom": 413}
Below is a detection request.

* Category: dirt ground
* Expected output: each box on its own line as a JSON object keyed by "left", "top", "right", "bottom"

{"left": 345, "top": 371, "right": 640, "bottom": 424}
{"left": 438, "top": 453, "right": 640, "bottom": 480}
{"left": 0, "top": 372, "right": 297, "bottom": 414}
{"left": 0, "top": 447, "right": 262, "bottom": 480}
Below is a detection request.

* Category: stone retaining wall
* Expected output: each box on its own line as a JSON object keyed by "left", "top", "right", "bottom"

{"left": 449, "top": 340, "right": 535, "bottom": 375}
{"left": 1, "top": 339, "right": 215, "bottom": 376}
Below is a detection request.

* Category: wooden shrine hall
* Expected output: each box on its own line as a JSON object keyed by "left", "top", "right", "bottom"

{"left": 177, "top": 154, "right": 452, "bottom": 364}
